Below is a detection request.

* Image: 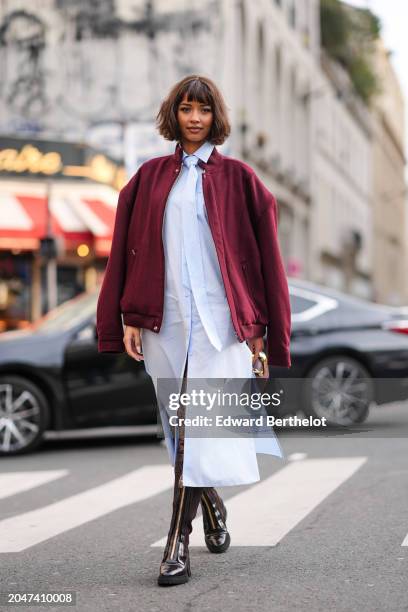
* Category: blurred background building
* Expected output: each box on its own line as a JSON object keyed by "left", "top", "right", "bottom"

{"left": 371, "top": 38, "right": 407, "bottom": 305}
{"left": 0, "top": 0, "right": 406, "bottom": 330}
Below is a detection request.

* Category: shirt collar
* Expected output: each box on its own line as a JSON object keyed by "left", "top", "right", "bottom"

{"left": 182, "top": 140, "right": 214, "bottom": 164}
{"left": 173, "top": 141, "right": 222, "bottom": 173}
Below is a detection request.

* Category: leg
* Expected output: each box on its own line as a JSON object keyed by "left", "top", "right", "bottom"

{"left": 158, "top": 356, "right": 204, "bottom": 586}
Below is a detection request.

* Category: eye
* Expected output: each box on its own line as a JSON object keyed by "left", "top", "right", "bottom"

{"left": 202, "top": 107, "right": 212, "bottom": 113}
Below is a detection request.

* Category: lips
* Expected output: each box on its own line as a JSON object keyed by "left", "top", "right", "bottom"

{"left": 187, "top": 127, "right": 202, "bottom": 132}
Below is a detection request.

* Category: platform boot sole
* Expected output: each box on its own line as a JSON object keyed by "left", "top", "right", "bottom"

{"left": 205, "top": 530, "right": 231, "bottom": 554}
{"left": 157, "top": 557, "right": 191, "bottom": 586}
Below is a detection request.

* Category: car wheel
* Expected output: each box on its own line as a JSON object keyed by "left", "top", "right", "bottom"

{"left": 0, "top": 376, "right": 50, "bottom": 456}
{"left": 302, "top": 355, "right": 374, "bottom": 426}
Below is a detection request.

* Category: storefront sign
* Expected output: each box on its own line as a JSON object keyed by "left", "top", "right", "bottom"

{"left": 0, "top": 137, "right": 126, "bottom": 190}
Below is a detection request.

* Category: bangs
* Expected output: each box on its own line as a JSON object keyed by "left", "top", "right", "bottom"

{"left": 177, "top": 78, "right": 213, "bottom": 107}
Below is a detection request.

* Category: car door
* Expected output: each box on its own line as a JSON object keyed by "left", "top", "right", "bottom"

{"left": 62, "top": 318, "right": 157, "bottom": 427}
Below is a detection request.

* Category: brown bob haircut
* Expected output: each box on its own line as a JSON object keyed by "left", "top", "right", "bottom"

{"left": 156, "top": 75, "right": 231, "bottom": 145}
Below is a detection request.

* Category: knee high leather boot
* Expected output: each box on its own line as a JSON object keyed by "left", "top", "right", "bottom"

{"left": 200, "top": 488, "right": 231, "bottom": 553}
{"left": 157, "top": 481, "right": 203, "bottom": 585}
{"left": 158, "top": 402, "right": 203, "bottom": 586}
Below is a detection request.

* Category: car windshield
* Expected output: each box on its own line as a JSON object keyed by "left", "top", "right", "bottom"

{"left": 31, "top": 291, "right": 98, "bottom": 333}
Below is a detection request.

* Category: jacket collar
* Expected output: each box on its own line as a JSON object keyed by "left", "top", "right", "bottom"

{"left": 173, "top": 141, "right": 222, "bottom": 172}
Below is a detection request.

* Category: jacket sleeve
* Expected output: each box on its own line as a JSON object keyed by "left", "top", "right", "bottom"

{"left": 96, "top": 169, "right": 141, "bottom": 353}
{"left": 247, "top": 171, "right": 292, "bottom": 368}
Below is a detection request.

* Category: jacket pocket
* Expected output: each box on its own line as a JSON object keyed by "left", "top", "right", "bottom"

{"left": 122, "top": 247, "right": 138, "bottom": 299}
{"left": 121, "top": 244, "right": 155, "bottom": 313}
{"left": 241, "top": 260, "right": 260, "bottom": 320}
{"left": 126, "top": 246, "right": 138, "bottom": 273}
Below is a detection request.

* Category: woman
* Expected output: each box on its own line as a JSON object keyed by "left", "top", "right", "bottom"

{"left": 96, "top": 75, "right": 292, "bottom": 586}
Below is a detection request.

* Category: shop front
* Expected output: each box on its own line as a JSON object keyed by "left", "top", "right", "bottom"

{"left": 0, "top": 137, "right": 125, "bottom": 331}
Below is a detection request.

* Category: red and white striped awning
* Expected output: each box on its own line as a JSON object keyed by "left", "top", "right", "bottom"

{"left": 0, "top": 180, "right": 119, "bottom": 256}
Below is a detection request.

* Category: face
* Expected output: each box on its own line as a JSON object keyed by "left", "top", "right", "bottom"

{"left": 177, "top": 94, "right": 213, "bottom": 147}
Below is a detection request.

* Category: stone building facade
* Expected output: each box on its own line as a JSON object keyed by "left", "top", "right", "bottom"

{"left": 0, "top": 0, "right": 406, "bottom": 304}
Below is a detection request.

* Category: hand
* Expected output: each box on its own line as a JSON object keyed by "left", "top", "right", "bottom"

{"left": 124, "top": 325, "right": 144, "bottom": 361}
{"left": 246, "top": 336, "right": 269, "bottom": 378}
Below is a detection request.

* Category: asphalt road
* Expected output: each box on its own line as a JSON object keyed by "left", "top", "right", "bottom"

{"left": 0, "top": 402, "right": 407, "bottom": 612}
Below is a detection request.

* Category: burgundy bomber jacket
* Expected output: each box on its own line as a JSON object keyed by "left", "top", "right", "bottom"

{"left": 96, "top": 143, "right": 292, "bottom": 367}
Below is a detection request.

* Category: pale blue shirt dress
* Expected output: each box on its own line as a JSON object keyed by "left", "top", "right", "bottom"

{"left": 141, "top": 140, "right": 283, "bottom": 487}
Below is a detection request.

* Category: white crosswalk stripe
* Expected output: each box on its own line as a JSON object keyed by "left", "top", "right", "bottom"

{"left": 151, "top": 457, "right": 368, "bottom": 547}
{"left": 0, "top": 471, "right": 68, "bottom": 500}
{"left": 0, "top": 465, "right": 173, "bottom": 553}
{"left": 6, "top": 457, "right": 405, "bottom": 552}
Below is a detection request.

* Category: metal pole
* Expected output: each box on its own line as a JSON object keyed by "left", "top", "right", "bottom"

{"left": 45, "top": 180, "right": 58, "bottom": 311}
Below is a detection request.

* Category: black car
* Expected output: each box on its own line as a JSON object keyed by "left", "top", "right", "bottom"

{"left": 0, "top": 291, "right": 157, "bottom": 456}
{"left": 279, "top": 279, "right": 408, "bottom": 425}
{"left": 0, "top": 279, "right": 407, "bottom": 456}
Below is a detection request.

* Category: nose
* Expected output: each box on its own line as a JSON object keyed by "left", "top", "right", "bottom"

{"left": 190, "top": 108, "right": 201, "bottom": 123}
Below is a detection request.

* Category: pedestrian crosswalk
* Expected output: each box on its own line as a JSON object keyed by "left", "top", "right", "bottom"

{"left": 0, "top": 466, "right": 173, "bottom": 553}
{"left": 0, "top": 458, "right": 407, "bottom": 552}
{"left": 152, "top": 457, "right": 368, "bottom": 547}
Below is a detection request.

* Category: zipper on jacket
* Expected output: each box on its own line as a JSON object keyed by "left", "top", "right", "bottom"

{"left": 157, "top": 165, "right": 182, "bottom": 331}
